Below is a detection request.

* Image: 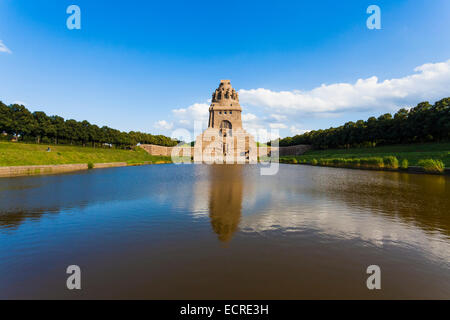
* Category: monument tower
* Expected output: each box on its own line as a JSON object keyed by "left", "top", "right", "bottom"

{"left": 194, "top": 80, "right": 257, "bottom": 163}
{"left": 208, "top": 80, "right": 243, "bottom": 130}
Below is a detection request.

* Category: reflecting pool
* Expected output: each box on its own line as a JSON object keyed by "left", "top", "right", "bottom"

{"left": 0, "top": 164, "right": 449, "bottom": 299}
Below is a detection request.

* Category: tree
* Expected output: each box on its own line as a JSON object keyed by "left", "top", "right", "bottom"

{"left": 276, "top": 98, "right": 450, "bottom": 149}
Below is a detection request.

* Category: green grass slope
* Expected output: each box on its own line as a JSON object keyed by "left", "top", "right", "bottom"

{"left": 0, "top": 142, "right": 171, "bottom": 166}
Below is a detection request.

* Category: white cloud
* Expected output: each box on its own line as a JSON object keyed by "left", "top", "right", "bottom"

{"left": 269, "top": 114, "right": 287, "bottom": 121}
{"left": 154, "top": 120, "right": 173, "bottom": 130}
{"left": 290, "top": 125, "right": 310, "bottom": 136}
{"left": 241, "top": 113, "right": 264, "bottom": 132}
{"left": 153, "top": 59, "right": 450, "bottom": 139}
{"left": 172, "top": 102, "right": 210, "bottom": 129}
{"left": 0, "top": 40, "right": 12, "bottom": 54}
{"left": 242, "top": 113, "right": 258, "bottom": 122}
{"left": 167, "top": 104, "right": 281, "bottom": 142}
{"left": 173, "top": 103, "right": 209, "bottom": 119}
{"left": 12, "top": 101, "right": 27, "bottom": 106}
{"left": 269, "top": 123, "right": 287, "bottom": 129}
{"left": 239, "top": 60, "right": 450, "bottom": 114}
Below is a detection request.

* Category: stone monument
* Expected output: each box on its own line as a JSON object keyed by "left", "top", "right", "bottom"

{"left": 194, "top": 80, "right": 257, "bottom": 163}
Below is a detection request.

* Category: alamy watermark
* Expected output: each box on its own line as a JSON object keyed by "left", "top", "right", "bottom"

{"left": 169, "top": 123, "right": 281, "bottom": 176}
{"left": 66, "top": 5, "right": 81, "bottom": 30}
{"left": 64, "top": 264, "right": 382, "bottom": 292}
{"left": 66, "top": 265, "right": 81, "bottom": 290}
{"left": 366, "top": 265, "right": 381, "bottom": 290}
{"left": 366, "top": 5, "right": 381, "bottom": 30}
{"left": 169, "top": 121, "right": 279, "bottom": 176}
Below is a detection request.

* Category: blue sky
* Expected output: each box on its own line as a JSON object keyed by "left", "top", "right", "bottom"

{"left": 0, "top": 0, "right": 449, "bottom": 140}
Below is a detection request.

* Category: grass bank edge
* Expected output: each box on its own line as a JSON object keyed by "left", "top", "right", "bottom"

{"left": 280, "top": 156, "right": 446, "bottom": 174}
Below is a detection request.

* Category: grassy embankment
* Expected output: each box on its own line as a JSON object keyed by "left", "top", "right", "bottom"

{"left": 0, "top": 142, "right": 171, "bottom": 167}
{"left": 280, "top": 142, "right": 450, "bottom": 174}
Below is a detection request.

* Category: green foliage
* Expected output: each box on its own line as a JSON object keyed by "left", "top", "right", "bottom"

{"left": 360, "top": 157, "right": 384, "bottom": 169}
{"left": 400, "top": 158, "right": 409, "bottom": 169}
{"left": 0, "top": 101, "right": 178, "bottom": 148}
{"left": 308, "top": 157, "right": 384, "bottom": 169}
{"left": 292, "top": 158, "right": 298, "bottom": 164}
{"left": 279, "top": 143, "right": 449, "bottom": 173}
{"left": 383, "top": 156, "right": 399, "bottom": 169}
{"left": 0, "top": 132, "right": 11, "bottom": 141}
{"left": 347, "top": 158, "right": 360, "bottom": 166}
{"left": 87, "top": 162, "right": 94, "bottom": 170}
{"left": 418, "top": 159, "right": 444, "bottom": 173}
{"left": 274, "top": 97, "right": 450, "bottom": 149}
{"left": 280, "top": 142, "right": 450, "bottom": 167}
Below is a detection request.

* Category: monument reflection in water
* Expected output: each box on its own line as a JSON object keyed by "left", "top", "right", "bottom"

{"left": 208, "top": 165, "right": 243, "bottom": 242}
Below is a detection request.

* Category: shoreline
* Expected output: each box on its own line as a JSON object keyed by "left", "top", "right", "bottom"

{"left": 0, "top": 161, "right": 171, "bottom": 178}
{"left": 1, "top": 161, "right": 449, "bottom": 178}
{"left": 280, "top": 162, "right": 450, "bottom": 176}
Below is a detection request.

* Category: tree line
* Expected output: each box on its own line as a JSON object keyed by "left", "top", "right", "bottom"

{"left": 0, "top": 101, "right": 178, "bottom": 148}
{"left": 275, "top": 97, "right": 450, "bottom": 149}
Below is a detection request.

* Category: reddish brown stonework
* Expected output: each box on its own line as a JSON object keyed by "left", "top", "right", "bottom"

{"left": 257, "top": 145, "right": 312, "bottom": 157}
{"left": 208, "top": 80, "right": 243, "bottom": 129}
{"left": 139, "top": 145, "right": 194, "bottom": 158}
{"left": 278, "top": 145, "right": 312, "bottom": 156}
{"left": 140, "top": 144, "right": 171, "bottom": 156}
{"left": 140, "top": 144, "right": 311, "bottom": 158}
{"left": 194, "top": 80, "right": 257, "bottom": 163}
{"left": 0, "top": 162, "right": 130, "bottom": 178}
{"left": 0, "top": 164, "right": 88, "bottom": 177}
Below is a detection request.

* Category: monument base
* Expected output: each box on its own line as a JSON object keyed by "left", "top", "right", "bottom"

{"left": 194, "top": 128, "right": 257, "bottom": 164}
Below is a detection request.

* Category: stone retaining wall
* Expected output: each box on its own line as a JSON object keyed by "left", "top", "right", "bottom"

{"left": 0, "top": 162, "right": 131, "bottom": 178}
{"left": 0, "top": 164, "right": 88, "bottom": 178}
{"left": 93, "top": 162, "right": 127, "bottom": 169}
{"left": 139, "top": 144, "right": 193, "bottom": 157}
{"left": 141, "top": 144, "right": 312, "bottom": 158}
{"left": 257, "top": 145, "right": 312, "bottom": 157}
{"left": 278, "top": 144, "right": 312, "bottom": 156}
{"left": 139, "top": 144, "right": 171, "bottom": 156}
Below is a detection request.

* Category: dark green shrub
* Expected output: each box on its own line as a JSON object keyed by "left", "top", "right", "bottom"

{"left": 87, "top": 162, "right": 94, "bottom": 170}
{"left": 400, "top": 159, "right": 408, "bottom": 170}
{"left": 332, "top": 159, "right": 341, "bottom": 166}
{"left": 418, "top": 159, "right": 444, "bottom": 173}
{"left": 360, "top": 157, "right": 384, "bottom": 169}
{"left": 311, "top": 159, "right": 318, "bottom": 165}
{"left": 349, "top": 159, "right": 360, "bottom": 167}
{"left": 383, "top": 156, "right": 399, "bottom": 169}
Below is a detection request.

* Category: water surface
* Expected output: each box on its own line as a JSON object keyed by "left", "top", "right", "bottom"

{"left": 0, "top": 164, "right": 449, "bottom": 299}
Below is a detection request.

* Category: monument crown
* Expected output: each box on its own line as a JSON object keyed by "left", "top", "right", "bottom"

{"left": 211, "top": 80, "right": 240, "bottom": 107}
{"left": 208, "top": 80, "right": 242, "bottom": 129}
